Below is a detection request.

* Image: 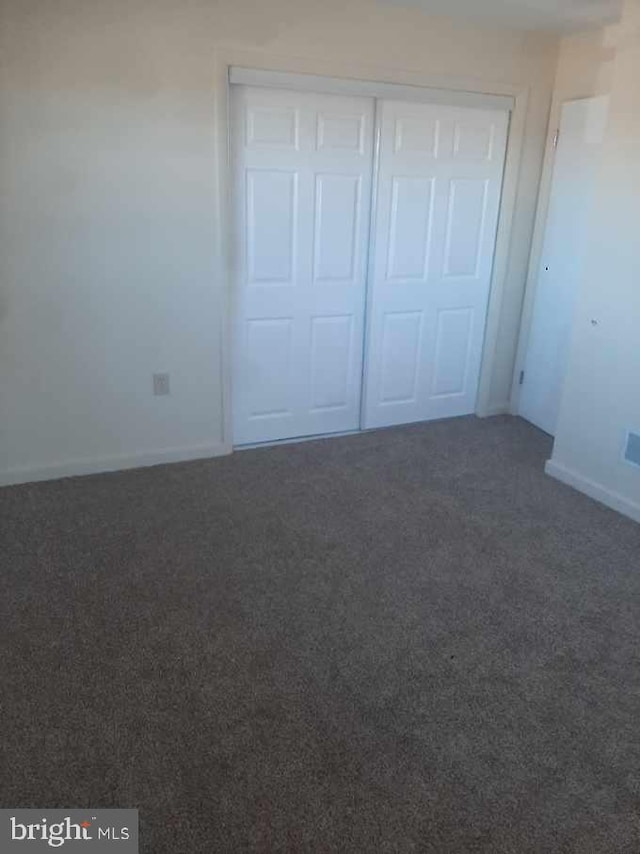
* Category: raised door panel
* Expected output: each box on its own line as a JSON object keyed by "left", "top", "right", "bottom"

{"left": 379, "top": 312, "right": 423, "bottom": 405}
{"left": 310, "top": 316, "right": 354, "bottom": 411}
{"left": 394, "top": 114, "right": 441, "bottom": 156}
{"left": 453, "top": 120, "right": 495, "bottom": 161}
{"left": 443, "top": 178, "right": 489, "bottom": 279}
{"left": 313, "top": 174, "right": 361, "bottom": 284}
{"left": 246, "top": 106, "right": 300, "bottom": 149}
{"left": 386, "top": 177, "right": 435, "bottom": 281}
{"left": 317, "top": 113, "right": 365, "bottom": 153}
{"left": 431, "top": 308, "right": 474, "bottom": 398}
{"left": 245, "top": 319, "right": 294, "bottom": 419}
{"left": 246, "top": 170, "right": 298, "bottom": 284}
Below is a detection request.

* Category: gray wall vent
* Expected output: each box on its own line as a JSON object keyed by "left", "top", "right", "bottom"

{"left": 623, "top": 431, "right": 640, "bottom": 468}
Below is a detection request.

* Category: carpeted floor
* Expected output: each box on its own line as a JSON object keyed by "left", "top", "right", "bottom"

{"left": 2, "top": 415, "right": 640, "bottom": 853}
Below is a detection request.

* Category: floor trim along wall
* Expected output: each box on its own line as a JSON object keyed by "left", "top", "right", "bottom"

{"left": 0, "top": 442, "right": 232, "bottom": 488}
{"left": 479, "top": 402, "right": 511, "bottom": 418}
{"left": 545, "top": 459, "right": 640, "bottom": 525}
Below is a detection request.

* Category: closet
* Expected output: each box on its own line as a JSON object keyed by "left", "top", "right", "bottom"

{"left": 231, "top": 79, "right": 509, "bottom": 445}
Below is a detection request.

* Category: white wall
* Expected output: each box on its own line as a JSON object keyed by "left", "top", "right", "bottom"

{"left": 547, "top": 0, "right": 640, "bottom": 522}
{"left": 0, "top": 0, "right": 558, "bottom": 483}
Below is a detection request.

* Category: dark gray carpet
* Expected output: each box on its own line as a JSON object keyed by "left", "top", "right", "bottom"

{"left": 2, "top": 416, "right": 640, "bottom": 853}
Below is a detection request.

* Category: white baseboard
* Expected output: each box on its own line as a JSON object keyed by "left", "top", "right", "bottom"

{"left": 0, "top": 441, "right": 232, "bottom": 488}
{"left": 477, "top": 402, "right": 511, "bottom": 418}
{"left": 545, "top": 459, "right": 640, "bottom": 524}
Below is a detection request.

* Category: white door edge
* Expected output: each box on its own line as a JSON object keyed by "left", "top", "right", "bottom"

{"left": 359, "top": 100, "right": 383, "bottom": 430}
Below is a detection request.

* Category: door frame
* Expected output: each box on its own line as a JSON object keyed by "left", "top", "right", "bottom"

{"left": 213, "top": 49, "right": 529, "bottom": 449}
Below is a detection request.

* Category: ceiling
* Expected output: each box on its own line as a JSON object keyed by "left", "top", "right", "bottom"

{"left": 377, "top": 0, "right": 623, "bottom": 32}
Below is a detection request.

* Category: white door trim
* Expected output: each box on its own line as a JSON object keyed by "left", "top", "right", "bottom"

{"left": 212, "top": 49, "right": 530, "bottom": 448}
{"left": 229, "top": 66, "right": 515, "bottom": 112}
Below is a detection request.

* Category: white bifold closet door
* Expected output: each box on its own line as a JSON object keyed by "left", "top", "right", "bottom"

{"left": 362, "top": 100, "right": 509, "bottom": 429}
{"left": 232, "top": 85, "right": 510, "bottom": 445}
{"left": 232, "top": 85, "right": 375, "bottom": 445}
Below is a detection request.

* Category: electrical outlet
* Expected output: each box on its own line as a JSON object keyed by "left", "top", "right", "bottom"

{"left": 153, "top": 373, "right": 170, "bottom": 396}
